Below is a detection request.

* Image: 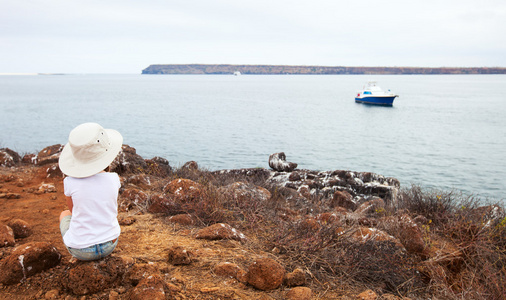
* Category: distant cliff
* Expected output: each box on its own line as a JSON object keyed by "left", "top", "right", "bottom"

{"left": 142, "top": 64, "right": 506, "bottom": 75}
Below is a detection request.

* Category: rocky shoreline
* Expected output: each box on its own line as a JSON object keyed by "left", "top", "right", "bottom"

{"left": 141, "top": 64, "right": 506, "bottom": 75}
{"left": 1, "top": 145, "right": 505, "bottom": 299}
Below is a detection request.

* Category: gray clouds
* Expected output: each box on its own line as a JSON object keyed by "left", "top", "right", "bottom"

{"left": 1, "top": 0, "right": 505, "bottom": 73}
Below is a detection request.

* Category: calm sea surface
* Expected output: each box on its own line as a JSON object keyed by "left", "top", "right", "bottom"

{"left": 1, "top": 74, "right": 505, "bottom": 201}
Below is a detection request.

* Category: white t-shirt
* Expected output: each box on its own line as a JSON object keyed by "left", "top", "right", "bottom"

{"left": 63, "top": 172, "right": 121, "bottom": 249}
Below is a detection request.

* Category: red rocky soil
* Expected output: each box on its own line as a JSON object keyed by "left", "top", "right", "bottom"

{"left": 0, "top": 165, "right": 335, "bottom": 300}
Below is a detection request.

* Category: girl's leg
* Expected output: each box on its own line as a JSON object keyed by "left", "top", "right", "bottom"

{"left": 59, "top": 210, "right": 72, "bottom": 222}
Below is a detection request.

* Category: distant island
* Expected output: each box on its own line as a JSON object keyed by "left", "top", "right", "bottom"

{"left": 142, "top": 64, "right": 506, "bottom": 75}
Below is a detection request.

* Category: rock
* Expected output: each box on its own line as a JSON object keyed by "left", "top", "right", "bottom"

{"left": 167, "top": 214, "right": 194, "bottom": 225}
{"left": 62, "top": 256, "right": 126, "bottom": 295}
{"left": 167, "top": 245, "right": 193, "bottom": 265}
{"left": 381, "top": 214, "right": 426, "bottom": 255}
{"left": 22, "top": 153, "right": 37, "bottom": 164}
{"left": 36, "top": 144, "right": 63, "bottom": 166}
{"left": 126, "top": 274, "right": 166, "bottom": 300}
{"left": 145, "top": 156, "right": 172, "bottom": 177}
{"left": 269, "top": 152, "right": 297, "bottom": 172}
{"left": 356, "top": 289, "right": 378, "bottom": 300}
{"left": 266, "top": 169, "right": 400, "bottom": 206}
{"left": 182, "top": 160, "right": 198, "bottom": 170}
{"left": 217, "top": 181, "right": 271, "bottom": 203}
{"left": 315, "top": 212, "right": 340, "bottom": 225}
{"left": 118, "top": 216, "right": 136, "bottom": 226}
{"left": 354, "top": 198, "right": 385, "bottom": 216}
{"left": 213, "top": 262, "right": 244, "bottom": 280}
{"left": 331, "top": 190, "right": 355, "bottom": 210}
{"left": 298, "top": 218, "right": 321, "bottom": 232}
{"left": 246, "top": 258, "right": 285, "bottom": 290}
{"left": 348, "top": 227, "right": 405, "bottom": 252}
{"left": 37, "top": 183, "right": 57, "bottom": 194}
{"left": 44, "top": 289, "right": 59, "bottom": 299}
{"left": 7, "top": 219, "right": 32, "bottom": 239}
{"left": 0, "top": 148, "right": 22, "bottom": 167}
{"left": 4, "top": 193, "right": 21, "bottom": 199}
{"left": 195, "top": 223, "right": 247, "bottom": 242}
{"left": 0, "top": 225, "right": 15, "bottom": 247}
{"left": 125, "top": 263, "right": 160, "bottom": 285}
{"left": 45, "top": 164, "right": 63, "bottom": 178}
{"left": 125, "top": 174, "right": 154, "bottom": 189}
{"left": 148, "top": 193, "right": 179, "bottom": 214}
{"left": 109, "top": 290, "right": 120, "bottom": 300}
{"left": 110, "top": 145, "right": 148, "bottom": 176}
{"left": 0, "top": 242, "right": 61, "bottom": 285}
{"left": 211, "top": 168, "right": 272, "bottom": 182}
{"left": 119, "top": 188, "right": 149, "bottom": 212}
{"left": 163, "top": 178, "right": 203, "bottom": 202}
{"left": 422, "top": 236, "right": 464, "bottom": 275}
{"left": 284, "top": 268, "right": 306, "bottom": 287}
{"left": 469, "top": 205, "right": 505, "bottom": 227}
{"left": 286, "top": 287, "right": 312, "bottom": 300}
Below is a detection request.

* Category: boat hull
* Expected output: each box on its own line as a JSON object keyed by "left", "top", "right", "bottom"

{"left": 355, "top": 96, "right": 396, "bottom": 106}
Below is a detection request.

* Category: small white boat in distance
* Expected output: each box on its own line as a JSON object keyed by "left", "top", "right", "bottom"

{"left": 233, "top": 71, "right": 241, "bottom": 76}
{"left": 355, "top": 81, "right": 399, "bottom": 106}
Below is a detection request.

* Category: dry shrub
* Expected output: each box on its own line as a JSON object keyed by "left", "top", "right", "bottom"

{"left": 274, "top": 223, "right": 423, "bottom": 296}
{"left": 398, "top": 185, "right": 506, "bottom": 299}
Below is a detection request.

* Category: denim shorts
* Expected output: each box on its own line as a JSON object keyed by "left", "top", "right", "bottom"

{"left": 60, "top": 215, "right": 118, "bottom": 261}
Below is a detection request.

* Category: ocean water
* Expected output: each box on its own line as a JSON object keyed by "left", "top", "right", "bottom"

{"left": 1, "top": 74, "right": 505, "bottom": 201}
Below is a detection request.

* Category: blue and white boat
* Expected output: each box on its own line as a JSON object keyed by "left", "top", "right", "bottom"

{"left": 355, "top": 81, "right": 398, "bottom": 106}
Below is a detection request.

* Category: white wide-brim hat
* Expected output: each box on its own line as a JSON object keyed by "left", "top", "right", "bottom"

{"left": 58, "top": 122, "right": 123, "bottom": 178}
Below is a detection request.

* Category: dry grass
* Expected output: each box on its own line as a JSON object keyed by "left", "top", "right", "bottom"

{"left": 135, "top": 165, "right": 506, "bottom": 299}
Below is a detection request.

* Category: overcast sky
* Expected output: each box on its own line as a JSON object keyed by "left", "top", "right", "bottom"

{"left": 1, "top": 0, "right": 505, "bottom": 74}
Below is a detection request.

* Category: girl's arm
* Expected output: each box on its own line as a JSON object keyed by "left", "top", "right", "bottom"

{"left": 66, "top": 196, "right": 74, "bottom": 212}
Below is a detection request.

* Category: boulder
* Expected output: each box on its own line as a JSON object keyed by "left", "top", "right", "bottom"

{"left": 36, "top": 144, "right": 63, "bottom": 166}
{"left": 119, "top": 188, "right": 149, "bottom": 212}
{"left": 148, "top": 193, "right": 180, "bottom": 214}
{"left": 110, "top": 145, "right": 147, "bottom": 176}
{"left": 213, "top": 262, "right": 245, "bottom": 280}
{"left": 0, "top": 225, "right": 15, "bottom": 247}
{"left": 22, "top": 153, "right": 37, "bottom": 164}
{"left": 125, "top": 263, "right": 160, "bottom": 285}
{"left": 0, "top": 148, "right": 22, "bottom": 167}
{"left": 381, "top": 214, "right": 426, "bottom": 255}
{"left": 286, "top": 287, "right": 312, "bottom": 300}
{"left": 0, "top": 242, "right": 61, "bottom": 285}
{"left": 284, "top": 268, "right": 306, "bottom": 287}
{"left": 348, "top": 227, "right": 405, "bottom": 251}
{"left": 195, "top": 223, "right": 247, "bottom": 242}
{"left": 125, "top": 174, "right": 154, "bottom": 189}
{"left": 269, "top": 152, "right": 297, "bottom": 172}
{"left": 62, "top": 256, "right": 126, "bottom": 295}
{"left": 145, "top": 156, "right": 172, "bottom": 177}
{"left": 315, "top": 212, "right": 340, "bottom": 225}
{"left": 246, "top": 258, "right": 285, "bottom": 290}
{"left": 45, "top": 163, "right": 63, "bottom": 178}
{"left": 331, "top": 190, "right": 355, "bottom": 210}
{"left": 354, "top": 198, "right": 385, "bottom": 216}
{"left": 181, "top": 160, "right": 198, "bottom": 170}
{"left": 7, "top": 219, "right": 32, "bottom": 239}
{"left": 163, "top": 178, "right": 203, "bottom": 202}
{"left": 217, "top": 181, "right": 271, "bottom": 203}
{"left": 167, "top": 214, "right": 194, "bottom": 225}
{"left": 126, "top": 274, "right": 166, "bottom": 300}
{"left": 266, "top": 169, "right": 400, "bottom": 206}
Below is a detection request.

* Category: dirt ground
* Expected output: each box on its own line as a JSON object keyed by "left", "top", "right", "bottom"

{"left": 0, "top": 165, "right": 346, "bottom": 300}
